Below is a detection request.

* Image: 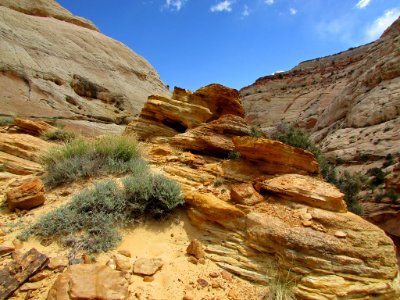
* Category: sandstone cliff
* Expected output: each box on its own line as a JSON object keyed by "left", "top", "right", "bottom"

{"left": 0, "top": 0, "right": 169, "bottom": 126}
{"left": 241, "top": 17, "right": 400, "bottom": 168}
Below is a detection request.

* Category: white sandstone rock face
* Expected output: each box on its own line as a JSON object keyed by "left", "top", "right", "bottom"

{"left": 0, "top": 0, "right": 170, "bottom": 123}
{"left": 241, "top": 18, "right": 400, "bottom": 167}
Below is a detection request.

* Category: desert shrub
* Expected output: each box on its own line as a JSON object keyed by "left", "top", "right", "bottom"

{"left": 250, "top": 126, "right": 264, "bottom": 138}
{"left": 0, "top": 163, "right": 5, "bottom": 172}
{"left": 367, "top": 168, "right": 386, "bottom": 187}
{"left": 265, "top": 272, "right": 295, "bottom": 300}
{"left": 213, "top": 177, "right": 225, "bottom": 187}
{"left": 0, "top": 116, "right": 14, "bottom": 126}
{"left": 41, "top": 129, "right": 78, "bottom": 142}
{"left": 274, "top": 123, "right": 338, "bottom": 185}
{"left": 41, "top": 136, "right": 141, "bottom": 188}
{"left": 227, "top": 150, "right": 241, "bottom": 159}
{"left": 21, "top": 171, "right": 183, "bottom": 253}
{"left": 386, "top": 189, "right": 399, "bottom": 204}
{"left": 337, "top": 171, "right": 366, "bottom": 214}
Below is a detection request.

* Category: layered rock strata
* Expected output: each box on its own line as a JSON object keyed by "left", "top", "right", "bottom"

{"left": 241, "top": 17, "right": 400, "bottom": 168}
{"left": 0, "top": 0, "right": 169, "bottom": 124}
{"left": 136, "top": 84, "right": 400, "bottom": 299}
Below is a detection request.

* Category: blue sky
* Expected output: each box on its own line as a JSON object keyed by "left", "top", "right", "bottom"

{"left": 57, "top": 0, "right": 400, "bottom": 90}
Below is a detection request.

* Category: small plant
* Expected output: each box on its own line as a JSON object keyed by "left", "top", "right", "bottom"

{"left": 337, "top": 171, "right": 366, "bottom": 214}
{"left": 367, "top": 168, "right": 386, "bottom": 187}
{"left": 250, "top": 126, "right": 264, "bottom": 138}
{"left": 227, "top": 150, "right": 241, "bottom": 160}
{"left": 265, "top": 272, "right": 296, "bottom": 300}
{"left": 41, "top": 136, "right": 141, "bottom": 188}
{"left": 0, "top": 116, "right": 14, "bottom": 126}
{"left": 213, "top": 177, "right": 225, "bottom": 187}
{"left": 21, "top": 171, "right": 183, "bottom": 253}
{"left": 0, "top": 163, "right": 5, "bottom": 172}
{"left": 387, "top": 189, "right": 399, "bottom": 204}
{"left": 41, "top": 129, "right": 77, "bottom": 142}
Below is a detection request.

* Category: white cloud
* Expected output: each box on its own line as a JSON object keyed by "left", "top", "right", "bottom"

{"left": 290, "top": 8, "right": 297, "bottom": 15}
{"left": 242, "top": 5, "right": 250, "bottom": 17}
{"left": 210, "top": 0, "right": 233, "bottom": 13}
{"left": 365, "top": 8, "right": 400, "bottom": 40}
{"left": 164, "top": 0, "right": 186, "bottom": 11}
{"left": 356, "top": 0, "right": 372, "bottom": 9}
{"left": 265, "top": 0, "right": 274, "bottom": 5}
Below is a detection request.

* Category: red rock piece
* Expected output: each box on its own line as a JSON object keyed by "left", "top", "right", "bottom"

{"left": 6, "top": 178, "right": 45, "bottom": 211}
{"left": 13, "top": 118, "right": 56, "bottom": 136}
{"left": 230, "top": 183, "right": 264, "bottom": 206}
{"left": 186, "top": 239, "right": 206, "bottom": 260}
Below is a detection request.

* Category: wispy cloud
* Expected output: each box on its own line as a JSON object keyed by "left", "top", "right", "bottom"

{"left": 316, "top": 16, "right": 356, "bottom": 45}
{"left": 365, "top": 8, "right": 400, "bottom": 41}
{"left": 356, "top": 0, "right": 372, "bottom": 9}
{"left": 164, "top": 0, "right": 186, "bottom": 11}
{"left": 290, "top": 8, "right": 297, "bottom": 15}
{"left": 242, "top": 5, "right": 250, "bottom": 17}
{"left": 265, "top": 0, "right": 274, "bottom": 5}
{"left": 210, "top": 0, "right": 233, "bottom": 13}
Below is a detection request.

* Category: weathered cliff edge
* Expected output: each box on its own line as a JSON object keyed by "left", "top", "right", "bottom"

{"left": 0, "top": 0, "right": 169, "bottom": 126}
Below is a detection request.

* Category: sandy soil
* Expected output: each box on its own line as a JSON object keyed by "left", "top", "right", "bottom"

{"left": 0, "top": 180, "right": 267, "bottom": 300}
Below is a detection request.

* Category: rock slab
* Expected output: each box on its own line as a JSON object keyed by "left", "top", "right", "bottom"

{"left": 261, "top": 174, "right": 347, "bottom": 212}
{"left": 47, "top": 264, "right": 128, "bottom": 300}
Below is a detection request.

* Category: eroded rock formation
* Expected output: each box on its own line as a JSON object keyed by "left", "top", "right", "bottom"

{"left": 131, "top": 84, "right": 400, "bottom": 299}
{"left": 241, "top": 17, "right": 400, "bottom": 168}
{"left": 0, "top": 0, "right": 169, "bottom": 126}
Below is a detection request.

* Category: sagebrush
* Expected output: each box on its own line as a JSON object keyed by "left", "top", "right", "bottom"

{"left": 41, "top": 128, "right": 77, "bottom": 142}
{"left": 21, "top": 170, "right": 184, "bottom": 253}
{"left": 41, "top": 136, "right": 141, "bottom": 188}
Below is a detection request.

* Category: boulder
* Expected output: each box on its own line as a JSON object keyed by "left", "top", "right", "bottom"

{"left": 230, "top": 183, "right": 264, "bottom": 206}
{"left": 140, "top": 95, "right": 213, "bottom": 129}
{"left": 6, "top": 178, "right": 45, "bottom": 210}
{"left": 133, "top": 258, "right": 163, "bottom": 276}
{"left": 184, "top": 191, "right": 245, "bottom": 223}
{"left": 260, "top": 174, "right": 347, "bottom": 212}
{"left": 232, "top": 136, "right": 319, "bottom": 175}
{"left": 189, "top": 84, "right": 245, "bottom": 119}
{"left": 171, "top": 115, "right": 250, "bottom": 155}
{"left": 13, "top": 118, "right": 56, "bottom": 136}
{"left": 47, "top": 264, "right": 129, "bottom": 300}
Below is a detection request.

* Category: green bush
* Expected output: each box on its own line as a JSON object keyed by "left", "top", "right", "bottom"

{"left": 274, "top": 123, "right": 337, "bottom": 185}
{"left": 41, "top": 129, "right": 77, "bottom": 142}
{"left": 41, "top": 136, "right": 141, "bottom": 188}
{"left": 0, "top": 116, "right": 15, "bottom": 126}
{"left": 250, "top": 126, "right": 264, "bottom": 138}
{"left": 367, "top": 168, "right": 387, "bottom": 187}
{"left": 213, "top": 177, "right": 225, "bottom": 187}
{"left": 337, "top": 171, "right": 366, "bottom": 214}
{"left": 21, "top": 172, "right": 183, "bottom": 253}
{"left": 227, "top": 150, "right": 241, "bottom": 159}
